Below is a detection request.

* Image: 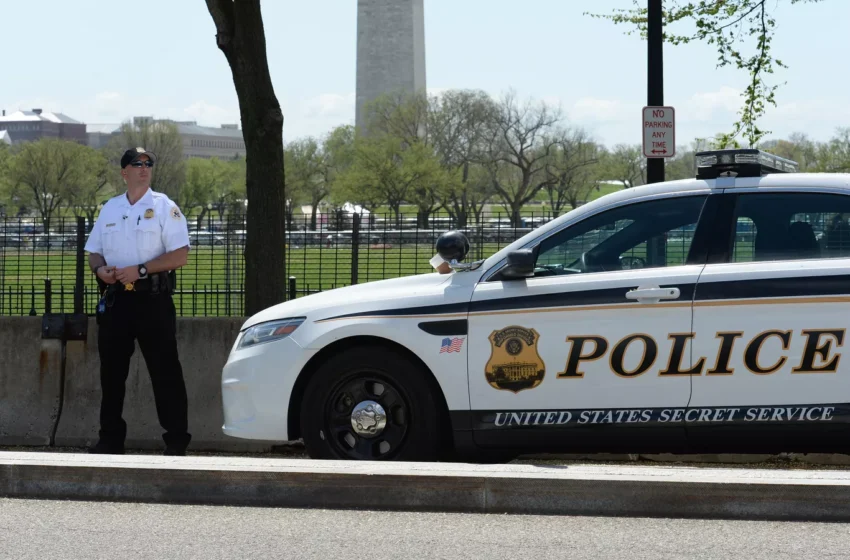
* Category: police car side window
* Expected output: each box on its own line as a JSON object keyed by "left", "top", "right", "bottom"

{"left": 732, "top": 193, "right": 850, "bottom": 262}
{"left": 534, "top": 195, "right": 707, "bottom": 276}
{"left": 732, "top": 218, "right": 757, "bottom": 262}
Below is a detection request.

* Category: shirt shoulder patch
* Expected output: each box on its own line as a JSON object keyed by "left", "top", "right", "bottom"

{"left": 170, "top": 207, "right": 182, "bottom": 220}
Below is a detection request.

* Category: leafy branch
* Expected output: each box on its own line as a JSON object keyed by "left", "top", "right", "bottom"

{"left": 586, "top": 0, "right": 824, "bottom": 146}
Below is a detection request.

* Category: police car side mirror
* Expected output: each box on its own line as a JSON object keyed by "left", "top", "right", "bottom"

{"left": 501, "top": 249, "right": 536, "bottom": 280}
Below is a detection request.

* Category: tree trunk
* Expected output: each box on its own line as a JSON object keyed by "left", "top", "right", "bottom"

{"left": 206, "top": 0, "right": 286, "bottom": 315}
{"left": 196, "top": 207, "right": 209, "bottom": 231}
{"left": 456, "top": 209, "right": 467, "bottom": 229}
{"left": 417, "top": 209, "right": 429, "bottom": 228}
{"left": 392, "top": 205, "right": 401, "bottom": 229}
{"left": 511, "top": 205, "right": 522, "bottom": 228}
{"left": 566, "top": 191, "right": 579, "bottom": 212}
{"left": 310, "top": 202, "right": 318, "bottom": 232}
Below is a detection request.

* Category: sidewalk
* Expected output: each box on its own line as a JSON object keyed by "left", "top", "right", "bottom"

{"left": 4, "top": 451, "right": 850, "bottom": 520}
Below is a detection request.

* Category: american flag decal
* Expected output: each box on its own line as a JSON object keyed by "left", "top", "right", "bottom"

{"left": 440, "top": 337, "right": 464, "bottom": 353}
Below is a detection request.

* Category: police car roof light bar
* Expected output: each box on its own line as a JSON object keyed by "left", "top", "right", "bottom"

{"left": 694, "top": 148, "right": 799, "bottom": 180}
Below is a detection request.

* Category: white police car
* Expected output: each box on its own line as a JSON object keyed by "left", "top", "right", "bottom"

{"left": 222, "top": 149, "right": 850, "bottom": 462}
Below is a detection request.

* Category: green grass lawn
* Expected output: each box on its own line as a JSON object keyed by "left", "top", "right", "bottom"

{"left": 364, "top": 185, "right": 626, "bottom": 219}
{"left": 0, "top": 233, "right": 716, "bottom": 319}
{"left": 0, "top": 241, "right": 513, "bottom": 317}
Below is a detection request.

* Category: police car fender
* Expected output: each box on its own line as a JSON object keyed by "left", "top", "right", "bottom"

{"left": 303, "top": 316, "right": 472, "bottom": 412}
{"left": 310, "top": 275, "right": 474, "bottom": 412}
{"left": 234, "top": 272, "right": 479, "bottom": 417}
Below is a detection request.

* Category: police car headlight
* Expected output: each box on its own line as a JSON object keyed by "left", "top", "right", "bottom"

{"left": 237, "top": 317, "right": 305, "bottom": 349}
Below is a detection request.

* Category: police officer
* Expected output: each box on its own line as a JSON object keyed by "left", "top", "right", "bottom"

{"left": 84, "top": 147, "right": 192, "bottom": 456}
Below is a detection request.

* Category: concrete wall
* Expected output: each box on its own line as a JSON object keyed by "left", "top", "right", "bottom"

{"left": 0, "top": 318, "right": 63, "bottom": 445}
{"left": 2, "top": 317, "right": 279, "bottom": 452}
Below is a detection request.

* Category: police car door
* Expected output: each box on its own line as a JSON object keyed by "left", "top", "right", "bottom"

{"left": 467, "top": 192, "right": 711, "bottom": 452}
{"left": 689, "top": 188, "right": 850, "bottom": 452}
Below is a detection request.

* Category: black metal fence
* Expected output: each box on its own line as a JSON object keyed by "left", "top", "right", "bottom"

{"left": 0, "top": 211, "right": 555, "bottom": 317}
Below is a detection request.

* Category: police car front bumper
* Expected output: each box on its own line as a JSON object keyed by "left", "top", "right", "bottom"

{"left": 221, "top": 333, "right": 316, "bottom": 441}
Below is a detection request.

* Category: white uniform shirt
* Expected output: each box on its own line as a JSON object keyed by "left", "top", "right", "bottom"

{"left": 84, "top": 188, "right": 190, "bottom": 269}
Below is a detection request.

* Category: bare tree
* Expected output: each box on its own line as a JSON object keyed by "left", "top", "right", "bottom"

{"left": 337, "top": 136, "right": 445, "bottom": 228}
{"left": 602, "top": 144, "right": 646, "bottom": 189}
{"left": 110, "top": 119, "right": 185, "bottom": 199}
{"left": 285, "top": 137, "right": 328, "bottom": 231}
{"left": 362, "top": 90, "right": 429, "bottom": 143}
{"left": 67, "top": 148, "right": 112, "bottom": 225}
{"left": 7, "top": 139, "right": 94, "bottom": 231}
{"left": 542, "top": 129, "right": 599, "bottom": 214}
{"left": 762, "top": 132, "right": 820, "bottom": 171}
{"left": 481, "top": 92, "right": 562, "bottom": 226}
{"left": 206, "top": 0, "right": 286, "bottom": 315}
{"left": 817, "top": 128, "right": 850, "bottom": 173}
{"left": 429, "top": 90, "right": 497, "bottom": 227}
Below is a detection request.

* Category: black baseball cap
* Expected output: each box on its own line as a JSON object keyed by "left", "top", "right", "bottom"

{"left": 120, "top": 147, "right": 157, "bottom": 168}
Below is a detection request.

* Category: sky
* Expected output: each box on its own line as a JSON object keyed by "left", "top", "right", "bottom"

{"left": 2, "top": 0, "right": 848, "bottom": 149}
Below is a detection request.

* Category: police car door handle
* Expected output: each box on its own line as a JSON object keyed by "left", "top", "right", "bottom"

{"left": 625, "top": 286, "right": 680, "bottom": 303}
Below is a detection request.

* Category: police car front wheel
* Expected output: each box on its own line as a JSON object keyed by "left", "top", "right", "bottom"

{"left": 300, "top": 347, "right": 444, "bottom": 461}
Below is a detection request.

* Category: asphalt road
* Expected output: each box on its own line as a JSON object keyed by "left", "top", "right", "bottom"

{"left": 2, "top": 498, "right": 850, "bottom": 560}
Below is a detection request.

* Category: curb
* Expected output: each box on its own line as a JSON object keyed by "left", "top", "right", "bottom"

{"left": 5, "top": 453, "right": 850, "bottom": 520}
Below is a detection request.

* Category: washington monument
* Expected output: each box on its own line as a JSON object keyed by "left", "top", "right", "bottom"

{"left": 355, "top": 0, "right": 427, "bottom": 132}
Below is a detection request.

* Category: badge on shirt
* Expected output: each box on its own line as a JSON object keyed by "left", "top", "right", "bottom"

{"left": 171, "top": 208, "right": 182, "bottom": 220}
{"left": 144, "top": 209, "right": 154, "bottom": 219}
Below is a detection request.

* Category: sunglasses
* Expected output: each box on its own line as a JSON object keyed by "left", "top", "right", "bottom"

{"left": 129, "top": 161, "right": 154, "bottom": 168}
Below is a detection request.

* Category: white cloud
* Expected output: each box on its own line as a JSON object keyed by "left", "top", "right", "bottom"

{"left": 570, "top": 97, "right": 640, "bottom": 124}
{"left": 770, "top": 99, "right": 850, "bottom": 121}
{"left": 180, "top": 101, "right": 241, "bottom": 126}
{"left": 682, "top": 86, "right": 741, "bottom": 122}
{"left": 541, "top": 95, "right": 563, "bottom": 109}
{"left": 303, "top": 92, "right": 355, "bottom": 119}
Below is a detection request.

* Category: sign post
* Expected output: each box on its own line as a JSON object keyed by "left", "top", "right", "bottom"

{"left": 642, "top": 106, "right": 675, "bottom": 159}
{"left": 646, "top": 0, "right": 665, "bottom": 184}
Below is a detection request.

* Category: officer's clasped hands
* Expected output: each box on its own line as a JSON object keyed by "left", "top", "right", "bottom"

{"left": 115, "top": 266, "right": 141, "bottom": 284}
{"left": 96, "top": 266, "right": 117, "bottom": 285}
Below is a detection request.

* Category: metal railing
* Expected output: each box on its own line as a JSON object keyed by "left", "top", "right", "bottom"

{"left": 0, "top": 211, "right": 556, "bottom": 317}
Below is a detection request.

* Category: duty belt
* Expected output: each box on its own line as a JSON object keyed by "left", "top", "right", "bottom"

{"left": 104, "top": 272, "right": 173, "bottom": 295}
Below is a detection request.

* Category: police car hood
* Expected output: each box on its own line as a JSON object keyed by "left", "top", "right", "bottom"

{"left": 241, "top": 272, "right": 461, "bottom": 330}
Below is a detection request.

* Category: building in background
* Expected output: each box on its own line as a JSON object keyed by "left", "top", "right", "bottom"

{"left": 355, "top": 0, "right": 426, "bottom": 131}
{"left": 85, "top": 117, "right": 246, "bottom": 160}
{"left": 0, "top": 109, "right": 86, "bottom": 145}
{"left": 175, "top": 121, "right": 245, "bottom": 160}
{"left": 86, "top": 123, "right": 120, "bottom": 149}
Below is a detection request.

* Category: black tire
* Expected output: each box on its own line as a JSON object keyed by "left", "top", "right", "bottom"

{"left": 300, "top": 346, "right": 444, "bottom": 461}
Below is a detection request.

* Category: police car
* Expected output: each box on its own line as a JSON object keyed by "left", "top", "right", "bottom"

{"left": 222, "top": 149, "right": 850, "bottom": 462}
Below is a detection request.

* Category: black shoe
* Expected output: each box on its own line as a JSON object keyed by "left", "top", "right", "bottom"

{"left": 163, "top": 446, "right": 187, "bottom": 457}
{"left": 88, "top": 442, "right": 125, "bottom": 455}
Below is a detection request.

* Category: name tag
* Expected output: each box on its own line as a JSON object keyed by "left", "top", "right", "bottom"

{"left": 106, "top": 223, "right": 116, "bottom": 228}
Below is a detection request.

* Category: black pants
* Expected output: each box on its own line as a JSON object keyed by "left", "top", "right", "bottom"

{"left": 97, "top": 291, "right": 191, "bottom": 449}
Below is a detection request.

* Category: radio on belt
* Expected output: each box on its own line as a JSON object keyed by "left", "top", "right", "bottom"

{"left": 695, "top": 148, "right": 800, "bottom": 180}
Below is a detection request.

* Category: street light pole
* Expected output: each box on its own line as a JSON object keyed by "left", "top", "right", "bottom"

{"left": 647, "top": 0, "right": 665, "bottom": 184}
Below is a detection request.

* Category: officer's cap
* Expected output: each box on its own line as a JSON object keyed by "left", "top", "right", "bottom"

{"left": 120, "top": 147, "right": 157, "bottom": 168}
